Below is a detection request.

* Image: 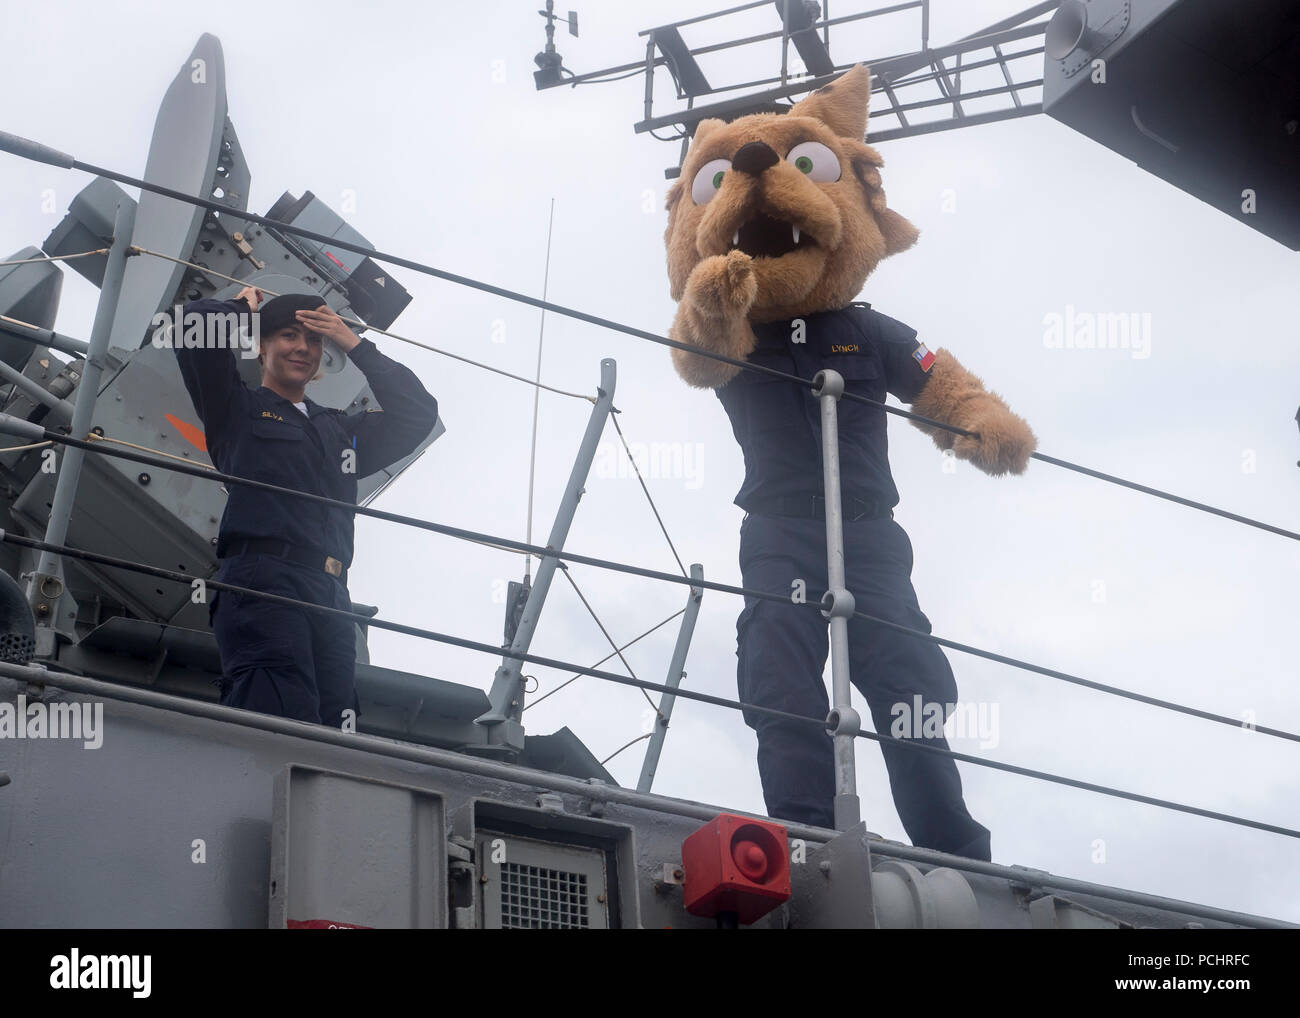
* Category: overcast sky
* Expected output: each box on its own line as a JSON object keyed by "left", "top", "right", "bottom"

{"left": 3, "top": 0, "right": 1297, "bottom": 924}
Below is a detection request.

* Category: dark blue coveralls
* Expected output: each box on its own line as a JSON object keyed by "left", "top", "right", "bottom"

{"left": 717, "top": 302, "right": 991, "bottom": 860}
{"left": 174, "top": 297, "right": 439, "bottom": 727}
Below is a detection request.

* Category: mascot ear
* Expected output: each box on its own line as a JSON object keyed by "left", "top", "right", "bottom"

{"left": 847, "top": 139, "right": 920, "bottom": 256}
{"left": 789, "top": 63, "right": 872, "bottom": 139}
{"left": 875, "top": 206, "right": 920, "bottom": 256}
{"left": 691, "top": 118, "right": 726, "bottom": 146}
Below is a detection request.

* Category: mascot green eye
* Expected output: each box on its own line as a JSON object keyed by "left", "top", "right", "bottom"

{"left": 691, "top": 158, "right": 732, "bottom": 205}
{"left": 785, "top": 141, "right": 841, "bottom": 182}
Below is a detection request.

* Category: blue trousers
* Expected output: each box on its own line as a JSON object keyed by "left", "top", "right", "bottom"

{"left": 736, "top": 512, "right": 992, "bottom": 860}
{"left": 210, "top": 553, "right": 359, "bottom": 729}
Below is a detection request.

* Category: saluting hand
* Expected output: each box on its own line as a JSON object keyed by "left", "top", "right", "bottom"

{"left": 296, "top": 305, "right": 362, "bottom": 352}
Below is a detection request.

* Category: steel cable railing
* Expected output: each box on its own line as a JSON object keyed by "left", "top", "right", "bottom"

{"left": 3, "top": 420, "right": 1294, "bottom": 747}
{"left": 0, "top": 131, "right": 1291, "bottom": 540}
{"left": 3, "top": 527, "right": 1297, "bottom": 841}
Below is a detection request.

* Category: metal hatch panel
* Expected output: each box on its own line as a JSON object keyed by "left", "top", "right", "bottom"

{"left": 269, "top": 764, "right": 447, "bottom": 929}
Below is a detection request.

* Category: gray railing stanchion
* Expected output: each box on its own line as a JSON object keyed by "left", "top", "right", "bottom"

{"left": 636, "top": 562, "right": 704, "bottom": 793}
{"left": 475, "top": 359, "right": 618, "bottom": 755}
{"left": 814, "top": 368, "right": 862, "bottom": 832}
{"left": 27, "top": 199, "right": 136, "bottom": 657}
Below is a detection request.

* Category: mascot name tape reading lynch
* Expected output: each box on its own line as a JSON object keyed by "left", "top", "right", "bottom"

{"left": 663, "top": 64, "right": 1037, "bottom": 860}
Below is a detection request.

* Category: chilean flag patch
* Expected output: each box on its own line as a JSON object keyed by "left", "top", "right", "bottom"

{"left": 913, "top": 342, "right": 936, "bottom": 372}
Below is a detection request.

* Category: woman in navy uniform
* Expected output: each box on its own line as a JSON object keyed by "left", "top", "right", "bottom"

{"left": 174, "top": 286, "right": 438, "bottom": 727}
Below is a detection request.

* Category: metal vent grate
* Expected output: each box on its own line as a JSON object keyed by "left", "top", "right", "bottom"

{"left": 478, "top": 831, "right": 610, "bottom": 929}
{"left": 0, "top": 632, "right": 35, "bottom": 664}
{"left": 500, "top": 862, "right": 590, "bottom": 929}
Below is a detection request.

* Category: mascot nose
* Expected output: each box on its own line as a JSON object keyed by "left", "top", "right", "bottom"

{"left": 731, "top": 141, "right": 779, "bottom": 177}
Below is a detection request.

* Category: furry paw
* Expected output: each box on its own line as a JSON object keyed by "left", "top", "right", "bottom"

{"left": 683, "top": 250, "right": 757, "bottom": 320}
{"left": 951, "top": 404, "right": 1037, "bottom": 476}
{"left": 670, "top": 345, "right": 742, "bottom": 389}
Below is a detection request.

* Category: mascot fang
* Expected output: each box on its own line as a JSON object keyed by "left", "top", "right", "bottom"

{"left": 663, "top": 64, "right": 1036, "bottom": 860}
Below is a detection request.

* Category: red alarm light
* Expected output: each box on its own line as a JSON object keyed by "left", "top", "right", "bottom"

{"left": 681, "top": 813, "right": 791, "bottom": 925}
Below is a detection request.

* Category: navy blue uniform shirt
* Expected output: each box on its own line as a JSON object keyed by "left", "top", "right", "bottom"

{"left": 716, "top": 303, "right": 933, "bottom": 513}
{"left": 173, "top": 297, "right": 439, "bottom": 568}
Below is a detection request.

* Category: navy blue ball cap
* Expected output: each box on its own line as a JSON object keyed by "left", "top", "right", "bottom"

{"left": 255, "top": 292, "right": 328, "bottom": 337}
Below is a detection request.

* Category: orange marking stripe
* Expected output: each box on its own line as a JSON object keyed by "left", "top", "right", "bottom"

{"left": 165, "top": 412, "right": 207, "bottom": 453}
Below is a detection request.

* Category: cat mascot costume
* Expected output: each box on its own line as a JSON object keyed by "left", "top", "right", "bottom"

{"left": 663, "top": 64, "right": 1036, "bottom": 860}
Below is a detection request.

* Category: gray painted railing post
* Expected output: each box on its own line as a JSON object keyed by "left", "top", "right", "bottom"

{"left": 814, "top": 368, "right": 862, "bottom": 832}
{"left": 28, "top": 199, "right": 136, "bottom": 656}
{"left": 475, "top": 359, "right": 618, "bottom": 755}
{"left": 636, "top": 562, "right": 704, "bottom": 793}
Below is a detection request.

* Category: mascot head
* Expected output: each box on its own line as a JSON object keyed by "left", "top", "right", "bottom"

{"left": 664, "top": 64, "right": 918, "bottom": 324}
